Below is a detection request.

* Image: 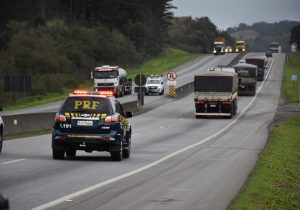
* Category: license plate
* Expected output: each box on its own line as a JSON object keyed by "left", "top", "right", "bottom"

{"left": 210, "top": 104, "right": 216, "bottom": 107}
{"left": 77, "top": 120, "right": 93, "bottom": 126}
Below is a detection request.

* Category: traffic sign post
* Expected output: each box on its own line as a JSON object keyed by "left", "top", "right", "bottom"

{"left": 167, "top": 71, "right": 177, "bottom": 97}
{"left": 134, "top": 74, "right": 147, "bottom": 106}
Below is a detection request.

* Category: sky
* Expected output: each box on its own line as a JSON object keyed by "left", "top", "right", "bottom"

{"left": 171, "top": 0, "right": 300, "bottom": 30}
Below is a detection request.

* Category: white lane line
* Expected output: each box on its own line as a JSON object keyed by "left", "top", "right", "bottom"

{"left": 0, "top": 159, "right": 26, "bottom": 165}
{"left": 132, "top": 133, "right": 139, "bottom": 137}
{"left": 32, "top": 55, "right": 277, "bottom": 210}
{"left": 160, "top": 126, "right": 166, "bottom": 129}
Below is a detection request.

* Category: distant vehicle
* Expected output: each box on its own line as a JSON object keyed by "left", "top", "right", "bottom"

{"left": 265, "top": 50, "right": 273, "bottom": 58}
{"left": 194, "top": 71, "right": 239, "bottom": 118}
{"left": 233, "top": 63, "right": 258, "bottom": 96}
{"left": 145, "top": 75, "right": 164, "bottom": 95}
{"left": 260, "top": 55, "right": 268, "bottom": 66}
{"left": 225, "top": 46, "right": 233, "bottom": 53}
{"left": 235, "top": 40, "right": 246, "bottom": 52}
{"left": 52, "top": 90, "right": 133, "bottom": 161}
{"left": 0, "top": 106, "right": 3, "bottom": 153}
{"left": 91, "top": 65, "right": 132, "bottom": 98}
{"left": 269, "top": 42, "right": 281, "bottom": 53}
{"left": 238, "top": 59, "right": 246, "bottom": 64}
{"left": 213, "top": 37, "right": 225, "bottom": 55}
{"left": 245, "top": 57, "right": 266, "bottom": 81}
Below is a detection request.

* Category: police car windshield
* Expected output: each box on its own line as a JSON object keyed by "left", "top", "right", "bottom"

{"left": 147, "top": 79, "right": 160, "bottom": 84}
{"left": 93, "top": 71, "right": 118, "bottom": 79}
{"left": 61, "top": 97, "right": 113, "bottom": 114}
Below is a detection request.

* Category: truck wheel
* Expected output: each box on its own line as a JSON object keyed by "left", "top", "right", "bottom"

{"left": 66, "top": 149, "right": 76, "bottom": 158}
{"left": 0, "top": 130, "right": 3, "bottom": 153}
{"left": 111, "top": 141, "right": 123, "bottom": 161}
{"left": 233, "top": 100, "right": 237, "bottom": 115}
{"left": 123, "top": 136, "right": 131, "bottom": 158}
{"left": 53, "top": 149, "right": 65, "bottom": 160}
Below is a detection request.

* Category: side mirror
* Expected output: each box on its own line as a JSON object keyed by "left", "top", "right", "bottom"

{"left": 125, "top": 111, "right": 133, "bottom": 118}
{"left": 0, "top": 106, "right": 3, "bottom": 112}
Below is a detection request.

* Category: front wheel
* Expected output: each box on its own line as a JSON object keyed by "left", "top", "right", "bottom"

{"left": 53, "top": 149, "right": 65, "bottom": 160}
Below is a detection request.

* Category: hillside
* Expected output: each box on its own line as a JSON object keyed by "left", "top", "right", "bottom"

{"left": 227, "top": 21, "right": 299, "bottom": 52}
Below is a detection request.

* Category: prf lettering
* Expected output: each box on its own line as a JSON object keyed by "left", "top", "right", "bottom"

{"left": 74, "top": 101, "right": 99, "bottom": 110}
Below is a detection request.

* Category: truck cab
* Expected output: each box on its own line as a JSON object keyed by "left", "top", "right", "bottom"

{"left": 235, "top": 41, "right": 246, "bottom": 52}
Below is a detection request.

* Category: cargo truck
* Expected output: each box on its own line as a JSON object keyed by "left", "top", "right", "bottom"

{"left": 213, "top": 37, "right": 225, "bottom": 55}
{"left": 194, "top": 71, "right": 238, "bottom": 118}
{"left": 233, "top": 63, "right": 257, "bottom": 96}
{"left": 91, "top": 65, "right": 132, "bottom": 97}
{"left": 245, "top": 57, "right": 266, "bottom": 81}
{"left": 235, "top": 40, "right": 246, "bottom": 52}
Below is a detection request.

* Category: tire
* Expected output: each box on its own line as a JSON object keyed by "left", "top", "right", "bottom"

{"left": 0, "top": 130, "right": 3, "bottom": 153}
{"left": 66, "top": 149, "right": 76, "bottom": 158}
{"left": 53, "top": 149, "right": 65, "bottom": 160}
{"left": 123, "top": 136, "right": 131, "bottom": 158}
{"left": 111, "top": 141, "right": 123, "bottom": 161}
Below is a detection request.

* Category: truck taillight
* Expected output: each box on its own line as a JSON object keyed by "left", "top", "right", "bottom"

{"left": 55, "top": 114, "right": 66, "bottom": 122}
{"left": 105, "top": 115, "right": 119, "bottom": 123}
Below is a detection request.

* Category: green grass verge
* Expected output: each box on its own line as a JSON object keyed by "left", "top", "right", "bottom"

{"left": 4, "top": 48, "right": 197, "bottom": 110}
{"left": 127, "top": 48, "right": 198, "bottom": 79}
{"left": 229, "top": 53, "right": 300, "bottom": 209}
{"left": 229, "top": 116, "right": 300, "bottom": 210}
{"left": 4, "top": 128, "right": 52, "bottom": 139}
{"left": 282, "top": 53, "right": 300, "bottom": 102}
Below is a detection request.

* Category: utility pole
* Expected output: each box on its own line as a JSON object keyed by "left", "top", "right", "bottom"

{"left": 41, "top": 0, "right": 46, "bottom": 19}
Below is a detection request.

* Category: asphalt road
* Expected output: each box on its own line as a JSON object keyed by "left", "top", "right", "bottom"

{"left": 0, "top": 53, "right": 284, "bottom": 210}
{"left": 2, "top": 54, "right": 238, "bottom": 116}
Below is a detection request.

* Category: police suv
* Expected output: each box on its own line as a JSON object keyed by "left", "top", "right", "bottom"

{"left": 145, "top": 75, "right": 164, "bottom": 95}
{"left": 0, "top": 106, "right": 3, "bottom": 153}
{"left": 52, "top": 90, "right": 132, "bottom": 161}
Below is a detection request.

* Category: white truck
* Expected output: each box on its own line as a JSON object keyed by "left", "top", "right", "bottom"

{"left": 91, "top": 65, "right": 132, "bottom": 97}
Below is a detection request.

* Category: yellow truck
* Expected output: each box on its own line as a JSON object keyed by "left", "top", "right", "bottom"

{"left": 235, "top": 40, "right": 246, "bottom": 52}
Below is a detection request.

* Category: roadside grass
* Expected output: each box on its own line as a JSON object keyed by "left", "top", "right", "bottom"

{"left": 282, "top": 53, "right": 300, "bottom": 102}
{"left": 229, "top": 53, "right": 300, "bottom": 210}
{"left": 4, "top": 48, "right": 196, "bottom": 111}
{"left": 229, "top": 116, "right": 300, "bottom": 210}
{"left": 127, "top": 48, "right": 197, "bottom": 79}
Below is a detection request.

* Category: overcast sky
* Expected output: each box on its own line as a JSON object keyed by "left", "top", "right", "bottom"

{"left": 171, "top": 0, "right": 300, "bottom": 30}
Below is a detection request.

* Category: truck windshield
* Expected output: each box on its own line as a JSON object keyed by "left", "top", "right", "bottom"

{"left": 235, "top": 68, "right": 256, "bottom": 77}
{"left": 236, "top": 43, "right": 245, "bottom": 47}
{"left": 93, "top": 71, "right": 118, "bottom": 79}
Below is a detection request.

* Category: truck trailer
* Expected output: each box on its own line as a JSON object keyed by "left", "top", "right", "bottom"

{"left": 245, "top": 57, "right": 266, "bottom": 81}
{"left": 233, "top": 63, "right": 257, "bottom": 96}
{"left": 91, "top": 65, "right": 132, "bottom": 97}
{"left": 194, "top": 71, "right": 238, "bottom": 118}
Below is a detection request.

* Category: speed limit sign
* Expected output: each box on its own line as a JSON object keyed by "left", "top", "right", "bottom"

{"left": 167, "top": 71, "right": 177, "bottom": 81}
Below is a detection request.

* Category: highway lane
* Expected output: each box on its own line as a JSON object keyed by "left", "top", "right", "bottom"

{"left": 2, "top": 54, "right": 238, "bottom": 116}
{"left": 0, "top": 53, "right": 283, "bottom": 210}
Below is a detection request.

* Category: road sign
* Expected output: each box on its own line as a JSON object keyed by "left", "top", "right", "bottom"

{"left": 134, "top": 86, "right": 147, "bottom": 93}
{"left": 291, "top": 74, "right": 298, "bottom": 81}
{"left": 167, "top": 71, "right": 177, "bottom": 81}
{"left": 134, "top": 74, "right": 147, "bottom": 86}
